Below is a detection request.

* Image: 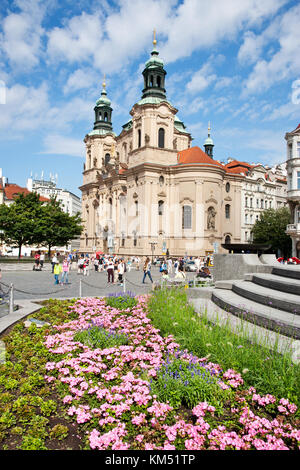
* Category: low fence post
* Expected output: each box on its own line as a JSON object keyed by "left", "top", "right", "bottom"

{"left": 9, "top": 283, "right": 14, "bottom": 314}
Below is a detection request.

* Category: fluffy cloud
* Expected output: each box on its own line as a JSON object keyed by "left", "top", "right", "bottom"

{"left": 41, "top": 134, "right": 85, "bottom": 157}
{"left": 242, "top": 3, "right": 300, "bottom": 94}
{"left": 0, "top": 0, "right": 46, "bottom": 69}
{"left": 160, "top": 0, "right": 287, "bottom": 62}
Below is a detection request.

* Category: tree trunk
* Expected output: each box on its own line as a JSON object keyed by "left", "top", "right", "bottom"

{"left": 18, "top": 243, "right": 22, "bottom": 259}
{"left": 48, "top": 244, "right": 51, "bottom": 260}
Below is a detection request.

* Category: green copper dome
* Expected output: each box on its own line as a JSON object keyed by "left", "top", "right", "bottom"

{"left": 96, "top": 88, "right": 111, "bottom": 107}
{"left": 145, "top": 48, "right": 164, "bottom": 69}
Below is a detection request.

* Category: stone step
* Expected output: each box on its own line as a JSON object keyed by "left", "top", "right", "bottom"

{"left": 211, "top": 288, "right": 300, "bottom": 340}
{"left": 250, "top": 273, "right": 300, "bottom": 296}
{"left": 231, "top": 280, "right": 300, "bottom": 315}
{"left": 272, "top": 265, "right": 300, "bottom": 280}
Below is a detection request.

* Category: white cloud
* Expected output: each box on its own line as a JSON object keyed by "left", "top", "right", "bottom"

{"left": 160, "top": 0, "right": 287, "bottom": 63}
{"left": 63, "top": 68, "right": 99, "bottom": 95}
{"left": 0, "top": 0, "right": 46, "bottom": 69}
{"left": 0, "top": 82, "right": 49, "bottom": 132}
{"left": 243, "top": 3, "right": 300, "bottom": 94}
{"left": 186, "top": 63, "right": 217, "bottom": 94}
{"left": 41, "top": 134, "right": 85, "bottom": 157}
{"left": 47, "top": 12, "right": 103, "bottom": 64}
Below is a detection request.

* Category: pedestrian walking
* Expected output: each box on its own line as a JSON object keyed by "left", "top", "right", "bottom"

{"left": 51, "top": 253, "right": 58, "bottom": 273}
{"left": 40, "top": 252, "right": 45, "bottom": 268}
{"left": 54, "top": 261, "right": 62, "bottom": 285}
{"left": 61, "top": 258, "right": 70, "bottom": 284}
{"left": 118, "top": 259, "right": 125, "bottom": 285}
{"left": 107, "top": 258, "right": 114, "bottom": 283}
{"left": 142, "top": 257, "right": 153, "bottom": 284}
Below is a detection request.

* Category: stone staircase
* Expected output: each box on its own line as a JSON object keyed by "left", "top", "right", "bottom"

{"left": 212, "top": 265, "right": 300, "bottom": 340}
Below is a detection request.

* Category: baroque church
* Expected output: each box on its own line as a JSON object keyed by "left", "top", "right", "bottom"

{"left": 79, "top": 36, "right": 243, "bottom": 257}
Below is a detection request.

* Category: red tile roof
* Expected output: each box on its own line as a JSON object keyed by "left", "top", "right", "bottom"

{"left": 4, "top": 184, "right": 49, "bottom": 202}
{"left": 177, "top": 146, "right": 224, "bottom": 167}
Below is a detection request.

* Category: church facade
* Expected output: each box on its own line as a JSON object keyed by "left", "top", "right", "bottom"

{"left": 79, "top": 39, "right": 244, "bottom": 257}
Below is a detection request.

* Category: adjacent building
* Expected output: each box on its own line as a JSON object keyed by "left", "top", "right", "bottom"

{"left": 26, "top": 174, "right": 81, "bottom": 217}
{"left": 225, "top": 159, "right": 287, "bottom": 244}
{"left": 285, "top": 123, "right": 300, "bottom": 257}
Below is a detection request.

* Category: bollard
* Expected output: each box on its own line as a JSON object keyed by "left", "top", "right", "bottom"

{"left": 79, "top": 279, "right": 82, "bottom": 298}
{"left": 9, "top": 283, "right": 14, "bottom": 314}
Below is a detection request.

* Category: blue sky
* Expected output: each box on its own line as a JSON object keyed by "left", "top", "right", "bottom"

{"left": 0, "top": 0, "right": 300, "bottom": 197}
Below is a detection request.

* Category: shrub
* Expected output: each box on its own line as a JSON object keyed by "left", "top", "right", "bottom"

{"left": 74, "top": 323, "right": 128, "bottom": 350}
{"left": 105, "top": 291, "right": 137, "bottom": 310}
{"left": 150, "top": 357, "right": 231, "bottom": 410}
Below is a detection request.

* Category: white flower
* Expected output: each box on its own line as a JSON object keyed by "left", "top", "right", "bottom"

{"left": 242, "top": 369, "right": 249, "bottom": 374}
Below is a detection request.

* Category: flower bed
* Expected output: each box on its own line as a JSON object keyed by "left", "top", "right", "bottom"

{"left": 43, "top": 295, "right": 300, "bottom": 450}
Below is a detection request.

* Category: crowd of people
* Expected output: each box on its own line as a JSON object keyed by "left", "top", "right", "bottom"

{"left": 33, "top": 250, "right": 212, "bottom": 287}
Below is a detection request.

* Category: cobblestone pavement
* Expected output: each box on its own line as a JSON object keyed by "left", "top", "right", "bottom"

{"left": 0, "top": 266, "right": 196, "bottom": 303}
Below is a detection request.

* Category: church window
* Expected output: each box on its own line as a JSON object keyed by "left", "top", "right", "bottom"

{"left": 245, "top": 197, "right": 248, "bottom": 207}
{"left": 138, "top": 129, "right": 141, "bottom": 148}
{"left": 159, "top": 175, "right": 164, "bottom": 186}
{"left": 109, "top": 197, "right": 113, "bottom": 219}
{"left": 225, "top": 204, "right": 230, "bottom": 219}
{"left": 182, "top": 205, "right": 192, "bottom": 229}
{"left": 158, "top": 128, "right": 165, "bottom": 148}
{"left": 225, "top": 235, "right": 231, "bottom": 244}
{"left": 104, "top": 112, "right": 108, "bottom": 122}
{"left": 135, "top": 200, "right": 138, "bottom": 216}
{"left": 105, "top": 153, "right": 110, "bottom": 165}
{"left": 150, "top": 75, "right": 154, "bottom": 87}
{"left": 157, "top": 76, "right": 161, "bottom": 88}
{"left": 98, "top": 112, "right": 102, "bottom": 120}
{"left": 225, "top": 182, "right": 230, "bottom": 193}
{"left": 158, "top": 200, "right": 164, "bottom": 216}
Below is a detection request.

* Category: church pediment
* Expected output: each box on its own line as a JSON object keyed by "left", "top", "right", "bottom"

{"left": 205, "top": 197, "right": 218, "bottom": 205}
{"left": 157, "top": 191, "right": 166, "bottom": 198}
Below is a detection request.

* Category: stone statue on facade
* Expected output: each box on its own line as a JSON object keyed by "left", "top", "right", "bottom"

{"left": 207, "top": 206, "right": 216, "bottom": 230}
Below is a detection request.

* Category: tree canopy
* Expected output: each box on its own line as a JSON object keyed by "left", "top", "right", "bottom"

{"left": 251, "top": 207, "right": 292, "bottom": 257}
{"left": 0, "top": 192, "right": 83, "bottom": 257}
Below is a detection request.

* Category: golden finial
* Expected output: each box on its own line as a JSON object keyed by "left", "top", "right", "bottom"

{"left": 208, "top": 121, "right": 211, "bottom": 135}
{"left": 153, "top": 29, "right": 157, "bottom": 47}
{"left": 102, "top": 73, "right": 106, "bottom": 89}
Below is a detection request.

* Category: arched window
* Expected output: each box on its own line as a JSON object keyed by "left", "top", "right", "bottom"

{"left": 104, "top": 112, "right": 108, "bottom": 122}
{"left": 98, "top": 112, "right": 102, "bottom": 121}
{"left": 105, "top": 153, "right": 110, "bottom": 165}
{"left": 138, "top": 129, "right": 141, "bottom": 148}
{"left": 158, "top": 128, "right": 165, "bottom": 148}
{"left": 150, "top": 75, "right": 154, "bottom": 87}
{"left": 182, "top": 205, "right": 192, "bottom": 229}
{"left": 157, "top": 76, "right": 161, "bottom": 88}
{"left": 225, "top": 204, "right": 230, "bottom": 219}
{"left": 225, "top": 235, "right": 231, "bottom": 244}
{"left": 158, "top": 200, "right": 164, "bottom": 216}
{"left": 109, "top": 197, "right": 113, "bottom": 219}
{"left": 135, "top": 200, "right": 138, "bottom": 217}
{"left": 159, "top": 175, "right": 164, "bottom": 187}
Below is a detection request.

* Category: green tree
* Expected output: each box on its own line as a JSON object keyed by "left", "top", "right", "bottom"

{"left": 0, "top": 192, "right": 44, "bottom": 258}
{"left": 39, "top": 197, "right": 83, "bottom": 258}
{"left": 251, "top": 207, "right": 292, "bottom": 257}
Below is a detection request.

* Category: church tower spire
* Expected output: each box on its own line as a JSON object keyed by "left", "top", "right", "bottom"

{"left": 93, "top": 75, "right": 113, "bottom": 134}
{"left": 141, "top": 30, "right": 167, "bottom": 101}
{"left": 204, "top": 121, "right": 214, "bottom": 158}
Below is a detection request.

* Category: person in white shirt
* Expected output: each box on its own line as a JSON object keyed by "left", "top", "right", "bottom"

{"left": 167, "top": 258, "right": 173, "bottom": 274}
{"left": 118, "top": 260, "right": 125, "bottom": 285}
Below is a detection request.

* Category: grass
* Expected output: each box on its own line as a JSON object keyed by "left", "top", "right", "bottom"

{"left": 147, "top": 287, "right": 300, "bottom": 409}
